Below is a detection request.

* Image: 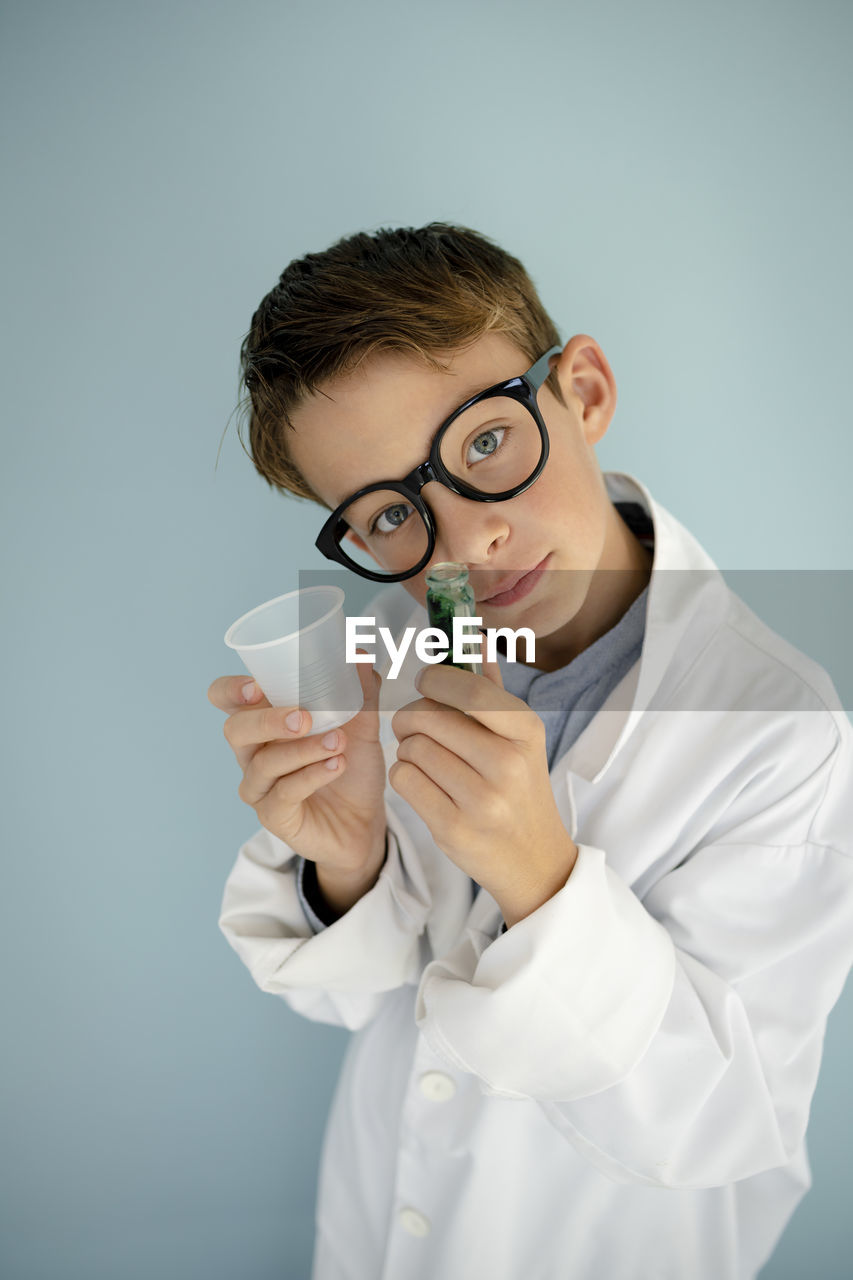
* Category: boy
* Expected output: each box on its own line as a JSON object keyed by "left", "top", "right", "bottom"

{"left": 211, "top": 224, "right": 853, "bottom": 1279}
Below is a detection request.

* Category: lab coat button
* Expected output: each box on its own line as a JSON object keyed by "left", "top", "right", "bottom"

{"left": 419, "top": 1070, "right": 457, "bottom": 1101}
{"left": 399, "top": 1207, "right": 431, "bottom": 1237}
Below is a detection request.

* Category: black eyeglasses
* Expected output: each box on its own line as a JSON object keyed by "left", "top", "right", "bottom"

{"left": 315, "top": 345, "right": 562, "bottom": 583}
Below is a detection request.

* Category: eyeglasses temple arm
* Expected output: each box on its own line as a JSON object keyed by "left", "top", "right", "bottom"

{"left": 527, "top": 344, "right": 563, "bottom": 391}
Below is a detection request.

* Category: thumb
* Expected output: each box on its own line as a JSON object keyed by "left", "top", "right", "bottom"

{"left": 341, "top": 649, "right": 382, "bottom": 740}
{"left": 355, "top": 647, "right": 382, "bottom": 709}
{"left": 478, "top": 631, "right": 505, "bottom": 690}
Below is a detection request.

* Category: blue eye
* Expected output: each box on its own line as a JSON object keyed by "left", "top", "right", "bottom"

{"left": 466, "top": 426, "right": 505, "bottom": 464}
{"left": 372, "top": 502, "right": 413, "bottom": 535}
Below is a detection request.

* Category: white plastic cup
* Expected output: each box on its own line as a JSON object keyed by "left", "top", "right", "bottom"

{"left": 224, "top": 586, "right": 364, "bottom": 735}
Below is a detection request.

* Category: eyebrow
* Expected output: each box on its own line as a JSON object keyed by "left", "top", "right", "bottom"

{"left": 329, "top": 371, "right": 512, "bottom": 510}
{"left": 450, "top": 368, "right": 511, "bottom": 409}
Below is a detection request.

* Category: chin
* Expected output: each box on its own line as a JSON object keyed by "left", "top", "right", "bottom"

{"left": 521, "top": 575, "right": 589, "bottom": 633}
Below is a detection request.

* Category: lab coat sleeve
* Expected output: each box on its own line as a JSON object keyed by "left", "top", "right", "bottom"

{"left": 217, "top": 582, "right": 479, "bottom": 1031}
{"left": 218, "top": 801, "right": 434, "bottom": 1030}
{"left": 414, "top": 714, "right": 853, "bottom": 1188}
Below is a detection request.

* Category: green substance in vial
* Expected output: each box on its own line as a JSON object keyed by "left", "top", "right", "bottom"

{"left": 425, "top": 562, "right": 480, "bottom": 674}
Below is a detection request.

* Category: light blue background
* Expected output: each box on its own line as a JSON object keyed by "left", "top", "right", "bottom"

{"left": 2, "top": 2, "right": 851, "bottom": 1277}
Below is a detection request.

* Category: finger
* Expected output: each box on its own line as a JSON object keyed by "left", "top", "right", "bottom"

{"left": 393, "top": 699, "right": 526, "bottom": 799}
{"left": 255, "top": 754, "right": 348, "bottom": 837}
{"left": 240, "top": 728, "right": 347, "bottom": 806}
{"left": 413, "top": 663, "right": 530, "bottom": 743}
{"left": 388, "top": 756, "right": 457, "bottom": 836}
{"left": 478, "top": 640, "right": 505, "bottom": 691}
{"left": 224, "top": 703, "right": 315, "bottom": 773}
{"left": 208, "top": 674, "right": 270, "bottom": 713}
{"left": 338, "top": 649, "right": 382, "bottom": 733}
{"left": 392, "top": 697, "right": 492, "bottom": 756}
{"left": 355, "top": 649, "right": 382, "bottom": 703}
{"left": 394, "top": 732, "right": 484, "bottom": 810}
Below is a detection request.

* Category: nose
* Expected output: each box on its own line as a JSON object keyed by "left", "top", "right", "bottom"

{"left": 424, "top": 484, "right": 510, "bottom": 569}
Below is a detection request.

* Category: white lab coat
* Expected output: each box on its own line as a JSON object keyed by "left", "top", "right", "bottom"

{"left": 219, "top": 473, "right": 853, "bottom": 1280}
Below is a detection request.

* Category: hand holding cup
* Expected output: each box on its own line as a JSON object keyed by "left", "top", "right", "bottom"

{"left": 211, "top": 586, "right": 389, "bottom": 908}
{"left": 208, "top": 655, "right": 388, "bottom": 909}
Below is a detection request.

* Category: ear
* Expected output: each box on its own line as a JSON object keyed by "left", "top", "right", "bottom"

{"left": 552, "top": 335, "right": 617, "bottom": 445}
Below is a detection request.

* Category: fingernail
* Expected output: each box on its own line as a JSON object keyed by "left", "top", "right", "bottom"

{"left": 242, "top": 681, "right": 259, "bottom": 702}
{"left": 286, "top": 710, "right": 303, "bottom": 732}
{"left": 322, "top": 731, "right": 339, "bottom": 750}
{"left": 324, "top": 756, "right": 341, "bottom": 770}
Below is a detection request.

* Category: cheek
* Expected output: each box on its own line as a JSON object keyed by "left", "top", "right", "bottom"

{"left": 403, "top": 579, "right": 428, "bottom": 611}
{"left": 523, "top": 469, "right": 579, "bottom": 532}
{"left": 540, "top": 440, "right": 602, "bottom": 522}
{"left": 527, "top": 465, "right": 609, "bottom": 571}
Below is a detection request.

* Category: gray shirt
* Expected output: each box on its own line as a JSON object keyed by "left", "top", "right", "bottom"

{"left": 498, "top": 584, "right": 648, "bottom": 773}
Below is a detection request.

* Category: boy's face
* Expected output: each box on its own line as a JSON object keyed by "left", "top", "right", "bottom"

{"left": 287, "top": 331, "right": 650, "bottom": 669}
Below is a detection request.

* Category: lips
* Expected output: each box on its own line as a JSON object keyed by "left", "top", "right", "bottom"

{"left": 475, "top": 555, "right": 550, "bottom": 606}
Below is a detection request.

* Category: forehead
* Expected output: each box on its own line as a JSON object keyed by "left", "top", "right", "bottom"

{"left": 287, "top": 331, "right": 531, "bottom": 509}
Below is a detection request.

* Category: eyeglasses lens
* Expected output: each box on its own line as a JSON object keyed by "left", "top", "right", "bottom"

{"left": 335, "top": 396, "right": 543, "bottom": 579}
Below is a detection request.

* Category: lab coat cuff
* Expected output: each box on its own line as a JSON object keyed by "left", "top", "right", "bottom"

{"left": 414, "top": 843, "right": 676, "bottom": 1100}
{"left": 222, "top": 812, "right": 431, "bottom": 996}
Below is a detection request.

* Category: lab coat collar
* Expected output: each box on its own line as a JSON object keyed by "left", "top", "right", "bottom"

{"left": 566, "top": 473, "right": 727, "bottom": 783}
{"left": 377, "top": 472, "right": 729, "bottom": 785}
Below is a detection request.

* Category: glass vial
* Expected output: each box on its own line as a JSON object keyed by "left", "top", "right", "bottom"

{"left": 425, "top": 562, "right": 480, "bottom": 674}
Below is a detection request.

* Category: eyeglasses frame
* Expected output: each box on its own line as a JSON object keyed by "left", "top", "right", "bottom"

{"left": 314, "top": 344, "right": 563, "bottom": 583}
